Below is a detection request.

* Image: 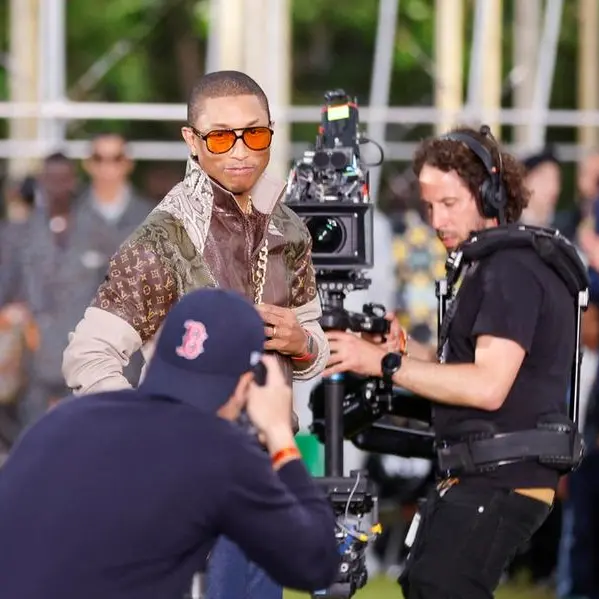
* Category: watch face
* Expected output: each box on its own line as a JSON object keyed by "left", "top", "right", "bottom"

{"left": 383, "top": 352, "right": 401, "bottom": 372}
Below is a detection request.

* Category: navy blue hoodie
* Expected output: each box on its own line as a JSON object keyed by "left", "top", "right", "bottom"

{"left": 0, "top": 390, "right": 340, "bottom": 599}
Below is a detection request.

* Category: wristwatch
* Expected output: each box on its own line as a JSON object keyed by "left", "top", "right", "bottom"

{"left": 381, "top": 352, "right": 402, "bottom": 386}
{"left": 292, "top": 331, "right": 316, "bottom": 362}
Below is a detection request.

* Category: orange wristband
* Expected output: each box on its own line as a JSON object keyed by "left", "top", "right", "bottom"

{"left": 399, "top": 327, "right": 409, "bottom": 356}
{"left": 272, "top": 447, "right": 301, "bottom": 467}
{"left": 291, "top": 352, "right": 315, "bottom": 362}
{"left": 292, "top": 331, "right": 316, "bottom": 362}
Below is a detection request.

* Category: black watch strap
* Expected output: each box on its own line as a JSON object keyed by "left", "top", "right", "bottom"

{"left": 381, "top": 352, "right": 402, "bottom": 386}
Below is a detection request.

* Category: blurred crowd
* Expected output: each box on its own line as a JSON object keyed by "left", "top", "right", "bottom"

{"left": 1, "top": 137, "right": 599, "bottom": 597}
{"left": 0, "top": 133, "right": 158, "bottom": 451}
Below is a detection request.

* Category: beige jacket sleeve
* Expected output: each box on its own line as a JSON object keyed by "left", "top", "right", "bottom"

{"left": 62, "top": 307, "right": 142, "bottom": 394}
{"left": 62, "top": 243, "right": 178, "bottom": 395}
{"left": 288, "top": 234, "right": 329, "bottom": 381}
{"left": 292, "top": 296, "right": 329, "bottom": 381}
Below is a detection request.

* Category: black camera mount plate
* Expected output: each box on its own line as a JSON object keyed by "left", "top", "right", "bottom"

{"left": 313, "top": 470, "right": 376, "bottom": 516}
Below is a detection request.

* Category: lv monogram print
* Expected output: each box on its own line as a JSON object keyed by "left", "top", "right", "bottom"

{"left": 90, "top": 165, "right": 318, "bottom": 350}
{"left": 91, "top": 212, "right": 216, "bottom": 344}
{"left": 92, "top": 245, "right": 176, "bottom": 342}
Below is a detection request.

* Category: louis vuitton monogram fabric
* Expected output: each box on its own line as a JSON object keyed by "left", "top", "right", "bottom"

{"left": 91, "top": 211, "right": 216, "bottom": 344}
{"left": 288, "top": 236, "right": 317, "bottom": 308}
{"left": 91, "top": 244, "right": 175, "bottom": 344}
{"left": 88, "top": 157, "right": 317, "bottom": 350}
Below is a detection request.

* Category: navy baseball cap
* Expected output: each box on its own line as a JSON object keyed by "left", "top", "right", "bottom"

{"left": 140, "top": 288, "right": 265, "bottom": 412}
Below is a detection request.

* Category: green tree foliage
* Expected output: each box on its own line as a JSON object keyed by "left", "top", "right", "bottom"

{"left": 0, "top": 0, "right": 584, "bottom": 201}
{"left": 0, "top": 0, "right": 581, "bottom": 135}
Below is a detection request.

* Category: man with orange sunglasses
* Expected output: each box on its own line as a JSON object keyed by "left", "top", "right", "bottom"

{"left": 62, "top": 70, "right": 330, "bottom": 599}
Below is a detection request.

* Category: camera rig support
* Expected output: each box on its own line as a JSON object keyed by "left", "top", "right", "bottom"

{"left": 285, "top": 90, "right": 388, "bottom": 599}
{"left": 311, "top": 283, "right": 389, "bottom": 599}
{"left": 432, "top": 224, "right": 588, "bottom": 477}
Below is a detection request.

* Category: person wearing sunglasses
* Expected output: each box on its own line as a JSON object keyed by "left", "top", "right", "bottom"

{"left": 62, "top": 70, "right": 329, "bottom": 599}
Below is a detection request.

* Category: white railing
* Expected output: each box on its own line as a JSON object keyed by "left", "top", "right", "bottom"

{"left": 5, "top": 101, "right": 599, "bottom": 127}
{"left": 0, "top": 138, "right": 588, "bottom": 163}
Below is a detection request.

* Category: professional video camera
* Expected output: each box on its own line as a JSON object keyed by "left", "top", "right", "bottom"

{"left": 285, "top": 90, "right": 434, "bottom": 599}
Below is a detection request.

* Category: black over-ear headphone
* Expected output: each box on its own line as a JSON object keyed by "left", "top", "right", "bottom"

{"left": 438, "top": 125, "right": 507, "bottom": 223}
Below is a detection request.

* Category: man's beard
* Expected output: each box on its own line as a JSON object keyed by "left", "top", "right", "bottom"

{"left": 436, "top": 221, "right": 485, "bottom": 252}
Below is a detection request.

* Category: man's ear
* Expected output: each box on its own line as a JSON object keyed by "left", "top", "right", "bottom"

{"left": 181, "top": 127, "right": 197, "bottom": 156}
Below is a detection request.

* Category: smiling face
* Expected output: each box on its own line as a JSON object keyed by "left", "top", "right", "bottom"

{"left": 181, "top": 95, "right": 271, "bottom": 195}
{"left": 418, "top": 164, "right": 491, "bottom": 252}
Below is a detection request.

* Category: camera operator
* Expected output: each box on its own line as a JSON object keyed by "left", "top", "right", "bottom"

{"left": 322, "top": 126, "right": 577, "bottom": 599}
{"left": 0, "top": 288, "right": 340, "bottom": 599}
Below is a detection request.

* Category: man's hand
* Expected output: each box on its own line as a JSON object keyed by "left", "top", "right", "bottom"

{"left": 322, "top": 331, "right": 386, "bottom": 378}
{"left": 246, "top": 355, "right": 296, "bottom": 452}
{"left": 256, "top": 304, "right": 308, "bottom": 357}
{"left": 361, "top": 312, "right": 405, "bottom": 352}
{"left": 363, "top": 313, "right": 437, "bottom": 362}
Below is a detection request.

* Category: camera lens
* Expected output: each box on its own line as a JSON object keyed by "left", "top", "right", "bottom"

{"left": 306, "top": 216, "right": 345, "bottom": 254}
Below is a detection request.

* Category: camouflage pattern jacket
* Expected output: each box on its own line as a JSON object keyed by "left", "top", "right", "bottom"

{"left": 62, "top": 157, "right": 328, "bottom": 395}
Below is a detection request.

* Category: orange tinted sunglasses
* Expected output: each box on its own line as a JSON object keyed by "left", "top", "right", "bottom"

{"left": 190, "top": 125, "right": 274, "bottom": 155}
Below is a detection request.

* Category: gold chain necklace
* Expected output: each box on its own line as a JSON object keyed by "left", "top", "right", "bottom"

{"left": 244, "top": 193, "right": 268, "bottom": 304}
{"left": 253, "top": 239, "right": 269, "bottom": 304}
{"left": 244, "top": 194, "right": 253, "bottom": 215}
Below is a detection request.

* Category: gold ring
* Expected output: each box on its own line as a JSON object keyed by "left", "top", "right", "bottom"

{"left": 272, "top": 326, "right": 277, "bottom": 338}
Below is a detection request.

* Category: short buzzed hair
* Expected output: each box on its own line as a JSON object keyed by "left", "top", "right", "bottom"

{"left": 187, "top": 70, "right": 271, "bottom": 125}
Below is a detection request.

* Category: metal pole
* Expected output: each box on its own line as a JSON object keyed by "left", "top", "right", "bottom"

{"left": 465, "top": 0, "right": 491, "bottom": 117}
{"left": 480, "top": 0, "right": 502, "bottom": 135}
{"left": 529, "top": 0, "right": 564, "bottom": 149}
{"left": 38, "top": 0, "right": 67, "bottom": 149}
{"left": 205, "top": 0, "right": 221, "bottom": 73}
{"left": 577, "top": 0, "right": 599, "bottom": 151}
{"left": 265, "top": 0, "right": 292, "bottom": 181}
{"left": 7, "top": 0, "right": 40, "bottom": 180}
{"left": 242, "top": 0, "right": 266, "bottom": 81}
{"left": 465, "top": 0, "right": 502, "bottom": 134}
{"left": 214, "top": 0, "right": 244, "bottom": 71}
{"left": 366, "top": 0, "right": 400, "bottom": 204}
{"left": 434, "top": 0, "right": 465, "bottom": 135}
{"left": 512, "top": 0, "right": 541, "bottom": 148}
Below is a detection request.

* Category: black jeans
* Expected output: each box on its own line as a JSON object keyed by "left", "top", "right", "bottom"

{"left": 399, "top": 481, "right": 551, "bottom": 599}
{"left": 569, "top": 447, "right": 599, "bottom": 599}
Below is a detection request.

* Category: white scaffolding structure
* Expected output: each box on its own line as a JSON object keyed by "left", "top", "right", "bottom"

{"left": 1, "top": 0, "right": 590, "bottom": 192}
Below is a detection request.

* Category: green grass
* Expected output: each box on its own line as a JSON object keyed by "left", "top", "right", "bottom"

{"left": 284, "top": 575, "right": 556, "bottom": 598}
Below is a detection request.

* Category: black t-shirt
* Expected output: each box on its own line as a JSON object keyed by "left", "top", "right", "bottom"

{"left": 435, "top": 247, "right": 575, "bottom": 490}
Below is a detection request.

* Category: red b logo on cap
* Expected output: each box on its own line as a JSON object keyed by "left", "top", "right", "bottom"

{"left": 176, "top": 320, "right": 208, "bottom": 360}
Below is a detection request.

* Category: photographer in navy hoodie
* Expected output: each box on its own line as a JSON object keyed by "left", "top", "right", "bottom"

{"left": 0, "top": 288, "right": 339, "bottom": 599}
